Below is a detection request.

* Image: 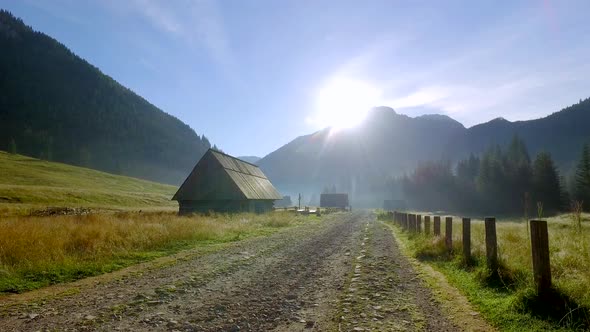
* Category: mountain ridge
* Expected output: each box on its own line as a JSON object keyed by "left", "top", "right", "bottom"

{"left": 258, "top": 98, "right": 590, "bottom": 205}
{"left": 237, "top": 156, "right": 262, "bottom": 164}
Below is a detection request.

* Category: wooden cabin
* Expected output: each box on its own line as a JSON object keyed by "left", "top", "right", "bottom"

{"left": 172, "top": 149, "right": 282, "bottom": 214}
{"left": 320, "top": 193, "right": 349, "bottom": 210}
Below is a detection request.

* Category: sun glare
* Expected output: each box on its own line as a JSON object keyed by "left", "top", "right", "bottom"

{"left": 314, "top": 77, "right": 381, "bottom": 129}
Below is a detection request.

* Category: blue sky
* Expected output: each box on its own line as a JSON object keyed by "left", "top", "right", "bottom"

{"left": 1, "top": 0, "right": 589, "bottom": 157}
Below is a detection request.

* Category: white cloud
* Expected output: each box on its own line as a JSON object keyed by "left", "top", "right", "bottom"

{"left": 131, "top": 0, "right": 181, "bottom": 34}
{"left": 186, "top": 0, "right": 234, "bottom": 72}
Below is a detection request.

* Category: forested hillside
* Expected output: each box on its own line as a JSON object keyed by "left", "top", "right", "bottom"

{"left": 446, "top": 97, "right": 590, "bottom": 170}
{"left": 0, "top": 10, "right": 211, "bottom": 184}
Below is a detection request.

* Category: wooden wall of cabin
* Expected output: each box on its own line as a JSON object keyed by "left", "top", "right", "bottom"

{"left": 178, "top": 200, "right": 275, "bottom": 215}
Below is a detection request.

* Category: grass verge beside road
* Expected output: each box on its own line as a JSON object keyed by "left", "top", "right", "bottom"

{"left": 382, "top": 212, "right": 590, "bottom": 331}
{"left": 380, "top": 221, "right": 495, "bottom": 332}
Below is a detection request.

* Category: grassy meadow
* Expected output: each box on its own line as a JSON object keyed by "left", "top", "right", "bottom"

{"left": 383, "top": 211, "right": 590, "bottom": 331}
{"left": 0, "top": 211, "right": 310, "bottom": 293}
{"left": 0, "top": 151, "right": 177, "bottom": 216}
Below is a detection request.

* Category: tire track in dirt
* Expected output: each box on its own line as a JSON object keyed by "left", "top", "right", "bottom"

{"left": 335, "top": 217, "right": 457, "bottom": 331}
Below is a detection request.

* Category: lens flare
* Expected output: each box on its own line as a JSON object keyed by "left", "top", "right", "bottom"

{"left": 313, "top": 77, "right": 381, "bottom": 129}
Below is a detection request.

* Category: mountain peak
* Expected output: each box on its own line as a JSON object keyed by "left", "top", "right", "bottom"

{"left": 490, "top": 117, "right": 511, "bottom": 123}
{"left": 370, "top": 106, "right": 397, "bottom": 115}
{"left": 362, "top": 106, "right": 399, "bottom": 125}
{"left": 413, "top": 113, "right": 465, "bottom": 130}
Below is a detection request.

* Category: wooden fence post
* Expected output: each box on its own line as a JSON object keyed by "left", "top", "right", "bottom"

{"left": 445, "top": 216, "right": 453, "bottom": 251}
{"left": 405, "top": 213, "right": 409, "bottom": 230}
{"left": 530, "top": 220, "right": 552, "bottom": 294}
{"left": 424, "top": 216, "right": 431, "bottom": 235}
{"left": 410, "top": 214, "right": 416, "bottom": 233}
{"left": 462, "top": 218, "right": 471, "bottom": 262}
{"left": 485, "top": 217, "right": 498, "bottom": 271}
{"left": 416, "top": 214, "right": 422, "bottom": 233}
{"left": 434, "top": 216, "right": 441, "bottom": 236}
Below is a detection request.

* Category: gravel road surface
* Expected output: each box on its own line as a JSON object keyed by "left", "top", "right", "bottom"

{"left": 0, "top": 211, "right": 458, "bottom": 331}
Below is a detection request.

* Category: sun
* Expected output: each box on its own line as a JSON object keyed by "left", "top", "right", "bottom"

{"left": 313, "top": 77, "right": 381, "bottom": 129}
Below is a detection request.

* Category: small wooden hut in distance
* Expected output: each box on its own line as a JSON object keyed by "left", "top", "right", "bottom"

{"left": 320, "top": 193, "right": 349, "bottom": 210}
{"left": 173, "top": 149, "right": 282, "bottom": 214}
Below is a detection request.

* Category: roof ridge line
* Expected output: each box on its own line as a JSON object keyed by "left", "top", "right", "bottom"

{"left": 209, "top": 148, "right": 259, "bottom": 167}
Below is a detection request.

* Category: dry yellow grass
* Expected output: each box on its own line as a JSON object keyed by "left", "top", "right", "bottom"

{"left": 0, "top": 211, "right": 308, "bottom": 293}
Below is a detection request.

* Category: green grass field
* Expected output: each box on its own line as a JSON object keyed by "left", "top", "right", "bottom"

{"left": 0, "top": 151, "right": 177, "bottom": 216}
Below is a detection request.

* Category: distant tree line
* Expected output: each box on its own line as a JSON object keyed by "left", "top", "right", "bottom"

{"left": 574, "top": 144, "right": 590, "bottom": 209}
{"left": 397, "top": 136, "right": 590, "bottom": 215}
{"left": 322, "top": 184, "right": 338, "bottom": 194}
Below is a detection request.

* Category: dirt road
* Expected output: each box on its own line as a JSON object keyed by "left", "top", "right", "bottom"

{"left": 0, "top": 211, "right": 458, "bottom": 331}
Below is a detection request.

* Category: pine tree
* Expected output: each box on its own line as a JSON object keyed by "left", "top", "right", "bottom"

{"left": 507, "top": 135, "right": 531, "bottom": 165}
{"left": 505, "top": 135, "right": 533, "bottom": 213}
{"left": 559, "top": 176, "right": 571, "bottom": 211}
{"left": 9, "top": 138, "right": 17, "bottom": 154}
{"left": 202, "top": 136, "right": 211, "bottom": 149}
{"left": 573, "top": 144, "right": 590, "bottom": 210}
{"left": 456, "top": 154, "right": 479, "bottom": 181}
{"left": 532, "top": 152, "right": 562, "bottom": 214}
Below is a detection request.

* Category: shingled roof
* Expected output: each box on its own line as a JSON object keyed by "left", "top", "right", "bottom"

{"left": 172, "top": 149, "right": 282, "bottom": 201}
